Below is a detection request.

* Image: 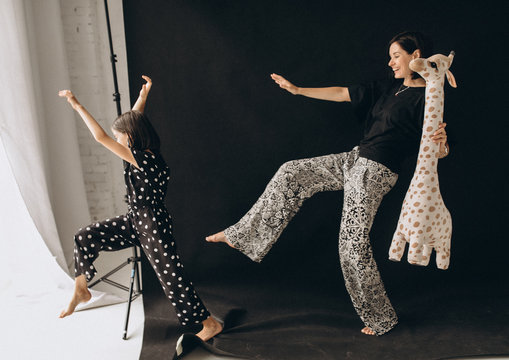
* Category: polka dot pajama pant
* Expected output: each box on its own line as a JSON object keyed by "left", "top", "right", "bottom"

{"left": 224, "top": 147, "right": 399, "bottom": 335}
{"left": 74, "top": 206, "right": 210, "bottom": 326}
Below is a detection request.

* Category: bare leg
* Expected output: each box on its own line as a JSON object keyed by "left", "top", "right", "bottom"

{"left": 196, "top": 316, "right": 223, "bottom": 341}
{"left": 59, "top": 274, "right": 92, "bottom": 318}
{"left": 205, "top": 231, "right": 234, "bottom": 248}
{"left": 361, "top": 327, "right": 375, "bottom": 335}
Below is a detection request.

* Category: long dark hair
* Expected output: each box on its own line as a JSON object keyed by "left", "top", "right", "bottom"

{"left": 389, "top": 31, "right": 434, "bottom": 79}
{"left": 112, "top": 110, "right": 160, "bottom": 152}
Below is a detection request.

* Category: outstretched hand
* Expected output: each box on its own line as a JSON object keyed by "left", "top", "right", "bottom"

{"left": 270, "top": 73, "right": 299, "bottom": 95}
{"left": 139, "top": 75, "right": 152, "bottom": 99}
{"left": 58, "top": 89, "right": 80, "bottom": 109}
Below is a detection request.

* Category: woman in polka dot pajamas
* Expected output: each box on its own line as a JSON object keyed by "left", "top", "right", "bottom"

{"left": 58, "top": 76, "right": 222, "bottom": 341}
{"left": 206, "top": 32, "right": 449, "bottom": 336}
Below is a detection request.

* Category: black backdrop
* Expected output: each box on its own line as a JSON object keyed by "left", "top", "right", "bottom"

{"left": 122, "top": 0, "right": 508, "bottom": 353}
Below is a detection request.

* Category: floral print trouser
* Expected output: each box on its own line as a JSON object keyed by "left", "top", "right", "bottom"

{"left": 224, "top": 147, "right": 399, "bottom": 335}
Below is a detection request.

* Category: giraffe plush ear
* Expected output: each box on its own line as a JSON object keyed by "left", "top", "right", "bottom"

{"left": 446, "top": 70, "right": 457, "bottom": 88}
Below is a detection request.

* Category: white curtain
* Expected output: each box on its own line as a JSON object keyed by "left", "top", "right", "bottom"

{"left": 0, "top": 0, "right": 73, "bottom": 274}
{"left": 0, "top": 0, "right": 123, "bottom": 307}
{"left": 0, "top": 136, "right": 71, "bottom": 295}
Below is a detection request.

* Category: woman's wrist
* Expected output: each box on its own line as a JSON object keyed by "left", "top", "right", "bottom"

{"left": 438, "top": 143, "right": 449, "bottom": 158}
{"left": 71, "top": 99, "right": 81, "bottom": 111}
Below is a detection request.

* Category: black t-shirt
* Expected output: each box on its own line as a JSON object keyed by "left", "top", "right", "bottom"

{"left": 348, "top": 79, "right": 425, "bottom": 174}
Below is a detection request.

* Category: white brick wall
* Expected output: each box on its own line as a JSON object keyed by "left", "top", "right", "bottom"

{"left": 59, "top": 0, "right": 134, "bottom": 295}
{"left": 60, "top": 0, "right": 129, "bottom": 221}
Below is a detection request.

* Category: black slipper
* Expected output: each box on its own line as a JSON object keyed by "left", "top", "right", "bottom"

{"left": 172, "top": 333, "right": 251, "bottom": 360}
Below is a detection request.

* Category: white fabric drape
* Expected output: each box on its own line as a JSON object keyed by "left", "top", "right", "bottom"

{"left": 0, "top": 136, "right": 71, "bottom": 294}
{"left": 0, "top": 0, "right": 124, "bottom": 308}
{"left": 0, "top": 0, "right": 71, "bottom": 273}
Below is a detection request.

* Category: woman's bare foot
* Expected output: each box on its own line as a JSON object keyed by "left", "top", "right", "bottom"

{"left": 205, "top": 231, "right": 234, "bottom": 248}
{"left": 59, "top": 275, "right": 92, "bottom": 318}
{"left": 361, "top": 326, "right": 376, "bottom": 335}
{"left": 196, "top": 316, "right": 223, "bottom": 341}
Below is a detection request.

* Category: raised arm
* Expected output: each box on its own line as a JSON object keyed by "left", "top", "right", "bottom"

{"left": 270, "top": 73, "right": 351, "bottom": 102}
{"left": 132, "top": 75, "right": 152, "bottom": 113}
{"left": 58, "top": 90, "right": 138, "bottom": 168}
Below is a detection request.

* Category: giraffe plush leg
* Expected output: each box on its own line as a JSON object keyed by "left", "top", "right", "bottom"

{"left": 420, "top": 244, "right": 432, "bottom": 266}
{"left": 389, "top": 235, "right": 406, "bottom": 262}
{"left": 435, "top": 244, "right": 450, "bottom": 270}
{"left": 407, "top": 237, "right": 429, "bottom": 266}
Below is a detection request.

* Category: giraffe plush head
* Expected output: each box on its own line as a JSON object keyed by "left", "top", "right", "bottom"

{"left": 410, "top": 51, "right": 457, "bottom": 88}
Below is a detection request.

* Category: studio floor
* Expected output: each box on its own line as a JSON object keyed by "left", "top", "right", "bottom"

{"left": 0, "top": 287, "right": 144, "bottom": 360}
{"left": 2, "top": 273, "right": 508, "bottom": 360}
{"left": 140, "top": 272, "right": 509, "bottom": 360}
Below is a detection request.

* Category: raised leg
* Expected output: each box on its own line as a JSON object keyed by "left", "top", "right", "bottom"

{"left": 60, "top": 215, "right": 134, "bottom": 318}
{"left": 73, "top": 215, "right": 135, "bottom": 281}
{"left": 220, "top": 153, "right": 349, "bottom": 262}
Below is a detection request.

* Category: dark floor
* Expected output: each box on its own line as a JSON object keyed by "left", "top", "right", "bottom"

{"left": 139, "top": 270, "right": 509, "bottom": 360}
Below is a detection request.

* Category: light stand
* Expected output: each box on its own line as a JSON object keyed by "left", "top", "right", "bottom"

{"left": 88, "top": 0, "right": 142, "bottom": 340}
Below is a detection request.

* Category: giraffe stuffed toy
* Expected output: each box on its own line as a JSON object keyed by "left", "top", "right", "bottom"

{"left": 389, "top": 51, "right": 457, "bottom": 270}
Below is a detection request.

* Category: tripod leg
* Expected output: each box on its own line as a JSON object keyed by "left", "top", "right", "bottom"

{"left": 133, "top": 246, "right": 142, "bottom": 293}
{"left": 123, "top": 260, "right": 137, "bottom": 340}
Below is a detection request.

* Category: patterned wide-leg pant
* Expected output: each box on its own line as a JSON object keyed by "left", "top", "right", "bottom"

{"left": 73, "top": 206, "right": 210, "bottom": 326}
{"left": 224, "top": 147, "right": 399, "bottom": 335}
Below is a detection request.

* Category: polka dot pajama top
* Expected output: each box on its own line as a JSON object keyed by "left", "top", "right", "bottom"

{"left": 73, "top": 148, "right": 210, "bottom": 325}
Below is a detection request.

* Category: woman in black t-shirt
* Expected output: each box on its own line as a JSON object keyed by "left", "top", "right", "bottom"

{"left": 206, "top": 31, "right": 449, "bottom": 336}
